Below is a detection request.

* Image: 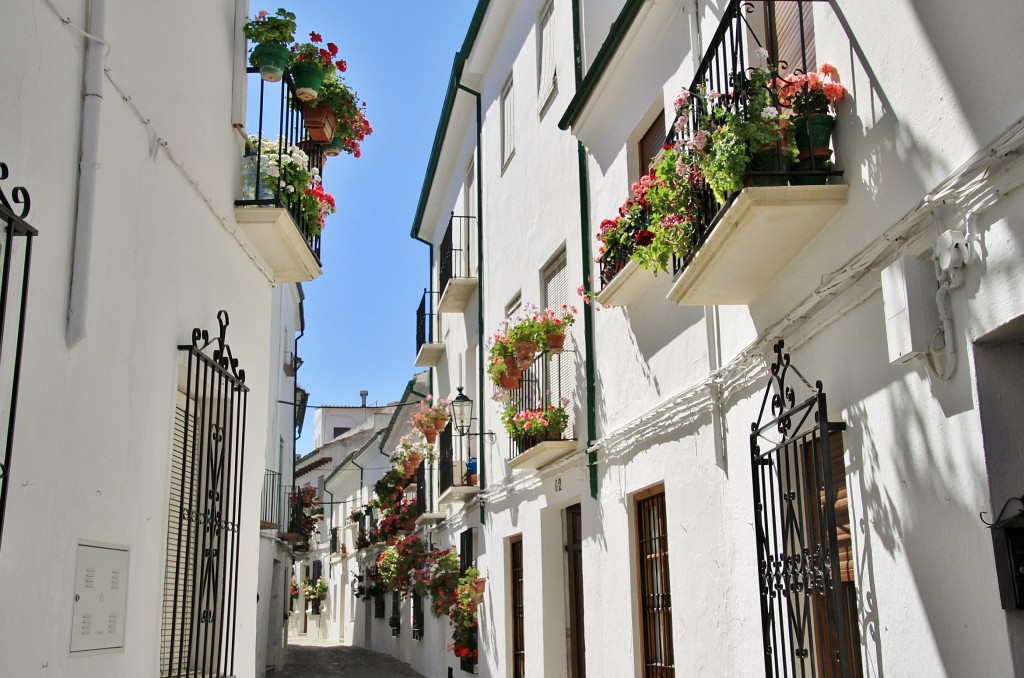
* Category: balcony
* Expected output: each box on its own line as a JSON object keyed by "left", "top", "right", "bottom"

{"left": 413, "top": 290, "right": 445, "bottom": 368}
{"left": 437, "top": 214, "right": 477, "bottom": 313}
{"left": 598, "top": 0, "right": 847, "bottom": 305}
{"left": 437, "top": 424, "right": 479, "bottom": 508}
{"left": 414, "top": 458, "right": 445, "bottom": 526}
{"left": 506, "top": 351, "right": 577, "bottom": 471}
{"left": 234, "top": 68, "right": 325, "bottom": 283}
{"left": 260, "top": 469, "right": 283, "bottom": 530}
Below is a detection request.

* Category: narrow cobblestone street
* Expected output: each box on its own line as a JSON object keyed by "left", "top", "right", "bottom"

{"left": 272, "top": 637, "right": 426, "bottom": 677}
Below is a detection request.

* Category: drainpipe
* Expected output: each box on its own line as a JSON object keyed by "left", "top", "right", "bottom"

{"left": 456, "top": 81, "right": 485, "bottom": 524}
{"left": 66, "top": 0, "right": 106, "bottom": 348}
{"left": 572, "top": 0, "right": 599, "bottom": 499}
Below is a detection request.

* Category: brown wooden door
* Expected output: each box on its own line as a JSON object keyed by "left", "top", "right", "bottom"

{"left": 566, "top": 504, "right": 587, "bottom": 678}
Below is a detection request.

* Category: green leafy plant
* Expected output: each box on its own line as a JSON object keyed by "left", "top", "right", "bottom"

{"left": 243, "top": 8, "right": 296, "bottom": 46}
{"left": 376, "top": 534, "right": 427, "bottom": 592}
{"left": 392, "top": 433, "right": 438, "bottom": 466}
{"left": 302, "top": 576, "right": 328, "bottom": 601}
{"left": 537, "top": 305, "right": 577, "bottom": 335}
{"left": 245, "top": 135, "right": 313, "bottom": 212}
{"left": 290, "top": 31, "right": 346, "bottom": 73}
{"left": 316, "top": 73, "right": 373, "bottom": 158}
{"left": 448, "top": 568, "right": 480, "bottom": 661}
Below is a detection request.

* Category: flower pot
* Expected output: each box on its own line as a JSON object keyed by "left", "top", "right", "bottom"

{"left": 251, "top": 42, "right": 291, "bottom": 82}
{"left": 387, "top": 535, "right": 398, "bottom": 546}
{"left": 515, "top": 341, "right": 539, "bottom": 369}
{"left": 408, "top": 452, "right": 422, "bottom": 469}
{"left": 498, "top": 374, "right": 519, "bottom": 390}
{"left": 793, "top": 114, "right": 835, "bottom": 161}
{"left": 434, "top": 418, "right": 449, "bottom": 432}
{"left": 505, "top": 364, "right": 522, "bottom": 379}
{"left": 467, "top": 473, "right": 478, "bottom": 486}
{"left": 289, "top": 62, "right": 327, "bottom": 102}
{"left": 472, "top": 577, "right": 486, "bottom": 595}
{"left": 323, "top": 134, "right": 345, "bottom": 157}
{"left": 546, "top": 332, "right": 566, "bottom": 354}
{"left": 790, "top": 159, "right": 834, "bottom": 186}
{"left": 423, "top": 428, "right": 437, "bottom": 444}
{"left": 746, "top": 148, "right": 792, "bottom": 187}
{"left": 503, "top": 356, "right": 518, "bottom": 371}
{"left": 302, "top": 103, "right": 337, "bottom": 143}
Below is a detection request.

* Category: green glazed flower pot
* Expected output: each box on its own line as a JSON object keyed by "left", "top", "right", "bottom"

{"left": 251, "top": 42, "right": 291, "bottom": 83}
{"left": 289, "top": 62, "right": 326, "bottom": 102}
{"left": 746, "top": 148, "right": 792, "bottom": 187}
{"left": 323, "top": 135, "right": 345, "bottom": 157}
{"left": 790, "top": 159, "right": 834, "bottom": 185}
{"left": 794, "top": 113, "right": 835, "bottom": 160}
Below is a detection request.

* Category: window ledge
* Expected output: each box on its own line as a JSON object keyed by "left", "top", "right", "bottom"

{"left": 507, "top": 439, "right": 577, "bottom": 471}
{"left": 438, "top": 484, "right": 479, "bottom": 509}
{"left": 234, "top": 206, "right": 322, "bottom": 282}
{"left": 666, "top": 185, "right": 848, "bottom": 306}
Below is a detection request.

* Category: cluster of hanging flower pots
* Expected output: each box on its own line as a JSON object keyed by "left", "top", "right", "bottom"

{"left": 487, "top": 303, "right": 577, "bottom": 390}
{"left": 372, "top": 533, "right": 484, "bottom": 661}
{"left": 410, "top": 395, "right": 451, "bottom": 444}
{"left": 243, "top": 9, "right": 372, "bottom": 158}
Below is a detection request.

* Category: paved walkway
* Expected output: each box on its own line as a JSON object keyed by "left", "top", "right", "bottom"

{"left": 271, "top": 636, "right": 426, "bottom": 677}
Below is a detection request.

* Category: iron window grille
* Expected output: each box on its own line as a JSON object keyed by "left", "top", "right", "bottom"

{"left": 460, "top": 528, "right": 478, "bottom": 671}
{"left": 750, "top": 341, "right": 860, "bottom": 678}
{"left": 511, "top": 537, "right": 525, "bottom": 678}
{"left": 412, "top": 592, "right": 424, "bottom": 641}
{"left": 637, "top": 490, "right": 675, "bottom": 677}
{"left": 260, "top": 469, "right": 283, "bottom": 529}
{"left": 160, "top": 311, "right": 249, "bottom": 678}
{"left": 0, "top": 163, "right": 37, "bottom": 553}
{"left": 439, "top": 421, "right": 467, "bottom": 496}
{"left": 390, "top": 591, "right": 401, "bottom": 636}
{"left": 234, "top": 68, "right": 324, "bottom": 263}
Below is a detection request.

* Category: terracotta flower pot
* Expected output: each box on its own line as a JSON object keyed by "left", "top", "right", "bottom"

{"left": 506, "top": 364, "right": 522, "bottom": 379}
{"left": 434, "top": 418, "right": 448, "bottom": 432}
{"left": 302, "top": 103, "right": 337, "bottom": 143}
{"left": 472, "top": 577, "right": 486, "bottom": 595}
{"left": 503, "top": 356, "right": 518, "bottom": 371}
{"left": 408, "top": 452, "right": 422, "bottom": 468}
{"left": 515, "top": 341, "right": 538, "bottom": 369}
{"left": 423, "top": 428, "right": 437, "bottom": 444}
{"left": 546, "top": 332, "right": 566, "bottom": 354}
{"left": 498, "top": 374, "right": 519, "bottom": 390}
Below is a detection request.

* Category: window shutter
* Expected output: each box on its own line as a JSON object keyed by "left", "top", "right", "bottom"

{"left": 538, "top": 3, "right": 556, "bottom": 102}
{"left": 502, "top": 79, "right": 515, "bottom": 163}
{"left": 638, "top": 114, "right": 666, "bottom": 178}
{"left": 544, "top": 254, "right": 575, "bottom": 436}
{"left": 773, "top": 2, "right": 816, "bottom": 76}
{"left": 160, "top": 402, "right": 195, "bottom": 676}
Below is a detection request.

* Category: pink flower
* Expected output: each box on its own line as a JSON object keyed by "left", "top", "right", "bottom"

{"left": 692, "top": 129, "right": 709, "bottom": 152}
{"left": 257, "top": 10, "right": 267, "bottom": 18}
{"left": 819, "top": 63, "right": 838, "bottom": 78}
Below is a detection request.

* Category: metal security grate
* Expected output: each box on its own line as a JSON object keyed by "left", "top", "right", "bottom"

{"left": 750, "top": 341, "right": 856, "bottom": 678}
{"left": 0, "top": 163, "right": 37, "bottom": 553}
{"left": 511, "top": 538, "right": 525, "bottom": 678}
{"left": 161, "top": 311, "right": 249, "bottom": 677}
{"left": 637, "top": 491, "right": 674, "bottom": 677}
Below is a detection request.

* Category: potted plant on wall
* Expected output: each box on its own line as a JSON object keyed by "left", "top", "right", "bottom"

{"left": 449, "top": 568, "right": 480, "bottom": 662}
{"left": 243, "top": 8, "right": 297, "bottom": 82}
{"left": 289, "top": 31, "right": 346, "bottom": 102}
{"left": 302, "top": 576, "right": 328, "bottom": 615}
{"left": 538, "top": 305, "right": 577, "bottom": 353}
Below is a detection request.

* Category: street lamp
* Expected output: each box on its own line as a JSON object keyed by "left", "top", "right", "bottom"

{"left": 451, "top": 386, "right": 473, "bottom": 435}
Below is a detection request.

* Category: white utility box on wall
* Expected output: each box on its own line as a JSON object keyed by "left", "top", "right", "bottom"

{"left": 70, "top": 542, "right": 130, "bottom": 653}
{"left": 881, "top": 254, "right": 940, "bottom": 364}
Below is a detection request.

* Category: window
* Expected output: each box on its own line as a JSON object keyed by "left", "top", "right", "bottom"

{"left": 460, "top": 529, "right": 478, "bottom": 671}
{"left": 543, "top": 251, "right": 574, "bottom": 434}
{"left": 636, "top": 488, "right": 674, "bottom": 677}
{"left": 537, "top": 2, "right": 556, "bottom": 109}
{"left": 637, "top": 113, "right": 666, "bottom": 179}
{"left": 333, "top": 426, "right": 350, "bottom": 439}
{"left": 769, "top": 2, "right": 816, "bottom": 77}
{"left": 501, "top": 76, "right": 515, "bottom": 167}
{"left": 412, "top": 592, "right": 424, "bottom": 641}
{"left": 510, "top": 537, "right": 525, "bottom": 678}
{"left": 505, "top": 292, "right": 522, "bottom": 319}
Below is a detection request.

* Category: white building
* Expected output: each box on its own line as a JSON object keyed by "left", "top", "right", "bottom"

{"left": 348, "top": 1, "right": 1024, "bottom": 677}
{"left": 0, "top": 2, "right": 329, "bottom": 676}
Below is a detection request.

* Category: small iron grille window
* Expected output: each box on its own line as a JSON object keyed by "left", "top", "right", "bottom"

{"left": 412, "top": 592, "right": 424, "bottom": 641}
{"left": 374, "top": 587, "right": 386, "bottom": 619}
{"left": 390, "top": 591, "right": 401, "bottom": 636}
{"left": 636, "top": 490, "right": 675, "bottom": 677}
{"left": 161, "top": 312, "right": 249, "bottom": 678}
{"left": 511, "top": 537, "right": 525, "bottom": 678}
{"left": 460, "top": 528, "right": 477, "bottom": 671}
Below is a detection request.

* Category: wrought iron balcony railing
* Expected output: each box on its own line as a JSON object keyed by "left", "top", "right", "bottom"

{"left": 438, "top": 213, "right": 475, "bottom": 297}
{"left": 506, "top": 350, "right": 574, "bottom": 461}
{"left": 235, "top": 68, "right": 324, "bottom": 264}
{"left": 667, "top": 0, "right": 840, "bottom": 277}
{"left": 261, "top": 469, "right": 283, "bottom": 529}
{"left": 415, "top": 289, "right": 434, "bottom": 354}
{"left": 439, "top": 423, "right": 477, "bottom": 497}
{"left": 599, "top": 208, "right": 651, "bottom": 289}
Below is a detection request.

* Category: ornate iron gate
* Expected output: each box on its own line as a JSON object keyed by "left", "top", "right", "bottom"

{"left": 750, "top": 341, "right": 851, "bottom": 678}
{"left": 0, "top": 163, "right": 36, "bottom": 553}
{"left": 161, "top": 311, "right": 249, "bottom": 677}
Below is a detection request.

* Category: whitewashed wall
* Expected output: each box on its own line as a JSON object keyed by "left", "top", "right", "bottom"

{"left": 0, "top": 0, "right": 283, "bottom": 676}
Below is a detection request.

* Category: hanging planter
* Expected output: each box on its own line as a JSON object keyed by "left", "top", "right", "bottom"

{"left": 323, "top": 134, "right": 345, "bottom": 157}
{"left": 515, "top": 341, "right": 538, "bottom": 369}
{"left": 433, "top": 417, "right": 449, "bottom": 432}
{"left": 498, "top": 374, "right": 519, "bottom": 391}
{"left": 251, "top": 42, "right": 291, "bottom": 83}
{"left": 423, "top": 428, "right": 437, "bottom": 444}
{"left": 546, "top": 332, "right": 566, "bottom": 354}
{"left": 289, "top": 62, "right": 326, "bottom": 102}
{"left": 302, "top": 103, "right": 337, "bottom": 143}
{"left": 503, "top": 356, "right": 518, "bottom": 371}
{"left": 505, "top": 364, "right": 522, "bottom": 379}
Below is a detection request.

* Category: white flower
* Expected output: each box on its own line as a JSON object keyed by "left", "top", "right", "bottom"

{"left": 761, "top": 106, "right": 779, "bottom": 119}
{"left": 266, "top": 165, "right": 280, "bottom": 178}
{"left": 756, "top": 47, "right": 769, "bottom": 63}
{"left": 286, "top": 185, "right": 295, "bottom": 193}
{"left": 310, "top": 167, "right": 319, "bottom": 176}
{"left": 280, "top": 180, "right": 286, "bottom": 188}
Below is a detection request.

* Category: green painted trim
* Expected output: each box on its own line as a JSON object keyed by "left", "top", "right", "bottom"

{"left": 573, "top": 0, "right": 599, "bottom": 499}
{"left": 557, "top": 0, "right": 646, "bottom": 131}
{"left": 410, "top": 0, "right": 493, "bottom": 241}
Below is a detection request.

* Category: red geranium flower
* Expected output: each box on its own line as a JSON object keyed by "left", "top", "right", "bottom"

{"left": 327, "top": 42, "right": 339, "bottom": 56}
{"left": 309, "top": 31, "right": 322, "bottom": 42}
{"left": 634, "top": 230, "right": 655, "bottom": 246}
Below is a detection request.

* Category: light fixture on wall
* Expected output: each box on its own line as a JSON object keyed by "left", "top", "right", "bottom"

{"left": 449, "top": 386, "right": 495, "bottom": 441}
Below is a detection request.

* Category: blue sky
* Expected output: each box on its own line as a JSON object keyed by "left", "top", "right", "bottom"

{"left": 272, "top": 2, "right": 479, "bottom": 455}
